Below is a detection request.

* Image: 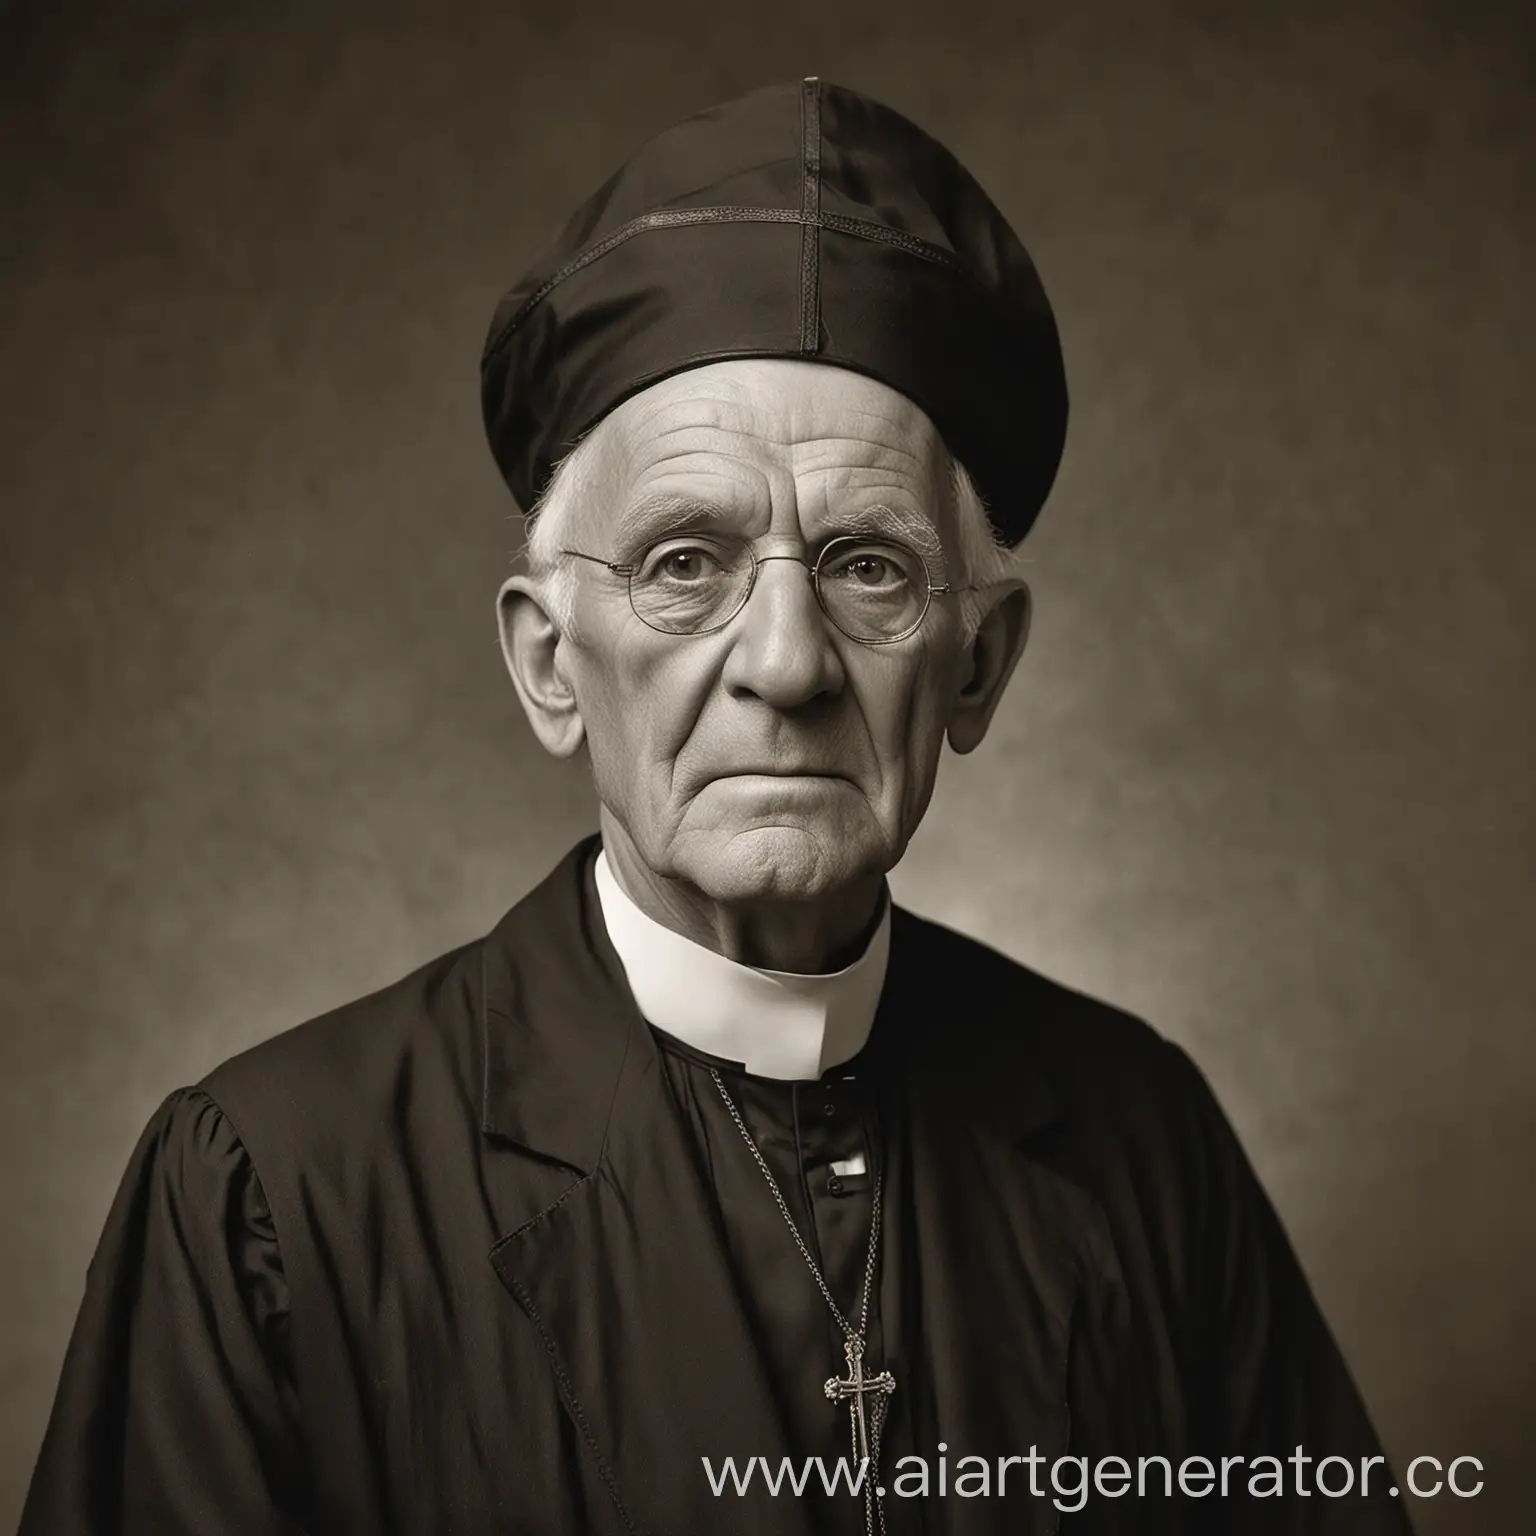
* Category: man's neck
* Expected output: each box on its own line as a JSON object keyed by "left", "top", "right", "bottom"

{"left": 597, "top": 813, "right": 885, "bottom": 975}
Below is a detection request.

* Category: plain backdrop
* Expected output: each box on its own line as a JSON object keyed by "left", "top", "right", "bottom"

{"left": 2, "top": 0, "right": 1531, "bottom": 1530}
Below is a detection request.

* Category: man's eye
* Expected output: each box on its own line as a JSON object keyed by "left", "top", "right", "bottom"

{"left": 823, "top": 546, "right": 912, "bottom": 587}
{"left": 657, "top": 548, "right": 717, "bottom": 581}
{"left": 847, "top": 555, "right": 893, "bottom": 585}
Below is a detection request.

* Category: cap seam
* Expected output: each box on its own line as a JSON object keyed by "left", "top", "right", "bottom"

{"left": 482, "top": 206, "right": 970, "bottom": 365}
{"left": 798, "top": 76, "right": 823, "bottom": 354}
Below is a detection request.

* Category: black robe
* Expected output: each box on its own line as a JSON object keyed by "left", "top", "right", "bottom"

{"left": 21, "top": 837, "right": 1413, "bottom": 1534}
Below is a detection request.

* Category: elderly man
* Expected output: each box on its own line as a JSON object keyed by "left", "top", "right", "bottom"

{"left": 23, "top": 81, "right": 1410, "bottom": 1536}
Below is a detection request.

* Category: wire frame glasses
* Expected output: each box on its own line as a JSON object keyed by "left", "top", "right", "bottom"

{"left": 559, "top": 534, "right": 968, "bottom": 645}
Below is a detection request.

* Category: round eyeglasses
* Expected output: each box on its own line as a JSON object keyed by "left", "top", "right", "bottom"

{"left": 559, "top": 534, "right": 970, "bottom": 645}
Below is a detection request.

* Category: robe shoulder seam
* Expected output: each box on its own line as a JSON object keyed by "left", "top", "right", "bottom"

{"left": 171, "top": 1081, "right": 289, "bottom": 1271}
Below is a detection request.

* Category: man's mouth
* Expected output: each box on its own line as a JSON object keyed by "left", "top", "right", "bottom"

{"left": 710, "top": 768, "right": 844, "bottom": 780}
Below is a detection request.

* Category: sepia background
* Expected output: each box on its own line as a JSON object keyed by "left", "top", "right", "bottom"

{"left": 2, "top": 0, "right": 1531, "bottom": 1529}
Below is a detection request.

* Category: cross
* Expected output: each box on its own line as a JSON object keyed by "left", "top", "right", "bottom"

{"left": 824, "top": 1337, "right": 897, "bottom": 1469}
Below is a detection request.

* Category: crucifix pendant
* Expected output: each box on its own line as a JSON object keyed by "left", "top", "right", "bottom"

{"left": 824, "top": 1337, "right": 896, "bottom": 1469}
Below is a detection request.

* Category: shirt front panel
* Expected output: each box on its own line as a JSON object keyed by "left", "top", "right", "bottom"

{"left": 655, "top": 1032, "right": 918, "bottom": 1535}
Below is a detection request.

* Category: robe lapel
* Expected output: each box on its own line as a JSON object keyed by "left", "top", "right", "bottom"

{"left": 879, "top": 910, "right": 1129, "bottom": 1536}
{"left": 479, "top": 841, "right": 802, "bottom": 1536}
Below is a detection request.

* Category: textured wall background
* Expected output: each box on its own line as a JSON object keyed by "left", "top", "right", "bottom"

{"left": 2, "top": 0, "right": 1531, "bottom": 1529}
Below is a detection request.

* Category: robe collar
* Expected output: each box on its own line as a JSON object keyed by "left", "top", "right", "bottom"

{"left": 591, "top": 848, "right": 890, "bottom": 1081}
{"left": 478, "top": 835, "right": 1063, "bottom": 1173}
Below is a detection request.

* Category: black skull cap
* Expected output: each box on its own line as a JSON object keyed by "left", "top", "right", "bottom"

{"left": 480, "top": 78, "right": 1068, "bottom": 547}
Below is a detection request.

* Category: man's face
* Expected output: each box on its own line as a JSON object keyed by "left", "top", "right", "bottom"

{"left": 515, "top": 359, "right": 1009, "bottom": 906}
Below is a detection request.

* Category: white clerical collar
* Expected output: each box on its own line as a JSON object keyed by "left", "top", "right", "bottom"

{"left": 593, "top": 848, "right": 890, "bottom": 1082}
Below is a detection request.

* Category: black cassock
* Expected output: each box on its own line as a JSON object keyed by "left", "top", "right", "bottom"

{"left": 22, "top": 838, "right": 1412, "bottom": 1535}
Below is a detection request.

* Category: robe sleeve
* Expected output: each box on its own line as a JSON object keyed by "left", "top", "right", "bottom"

{"left": 19, "top": 1087, "right": 313, "bottom": 1535}
{"left": 1166, "top": 1043, "right": 1415, "bottom": 1533}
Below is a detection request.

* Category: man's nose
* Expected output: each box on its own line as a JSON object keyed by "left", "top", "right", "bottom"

{"left": 720, "top": 556, "right": 846, "bottom": 707}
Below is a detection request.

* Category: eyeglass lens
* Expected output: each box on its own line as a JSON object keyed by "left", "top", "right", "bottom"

{"left": 627, "top": 536, "right": 931, "bottom": 642}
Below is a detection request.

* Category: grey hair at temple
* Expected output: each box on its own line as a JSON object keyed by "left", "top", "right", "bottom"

{"left": 517, "top": 424, "right": 1020, "bottom": 646}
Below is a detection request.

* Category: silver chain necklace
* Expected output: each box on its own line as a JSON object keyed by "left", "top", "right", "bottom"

{"left": 709, "top": 1066, "right": 895, "bottom": 1536}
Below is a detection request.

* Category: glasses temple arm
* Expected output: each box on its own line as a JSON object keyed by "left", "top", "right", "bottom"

{"left": 558, "top": 548, "right": 637, "bottom": 576}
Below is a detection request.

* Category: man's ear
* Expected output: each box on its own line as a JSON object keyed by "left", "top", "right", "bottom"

{"left": 496, "top": 574, "right": 586, "bottom": 759}
{"left": 946, "top": 580, "right": 1031, "bottom": 755}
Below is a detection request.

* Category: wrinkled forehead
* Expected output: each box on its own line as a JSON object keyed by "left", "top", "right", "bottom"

{"left": 576, "top": 360, "right": 957, "bottom": 546}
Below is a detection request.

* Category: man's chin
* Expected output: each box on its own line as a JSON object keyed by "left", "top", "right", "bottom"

{"left": 667, "top": 822, "right": 878, "bottom": 906}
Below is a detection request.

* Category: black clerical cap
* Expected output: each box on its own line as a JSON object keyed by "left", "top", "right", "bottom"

{"left": 480, "top": 78, "right": 1067, "bottom": 547}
